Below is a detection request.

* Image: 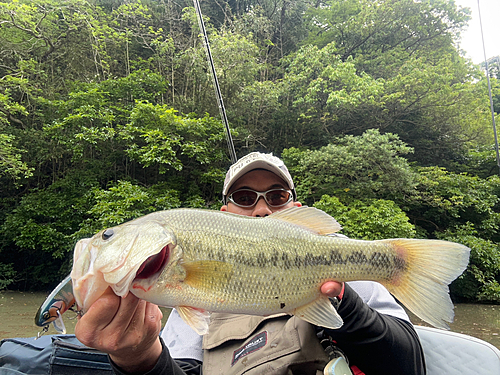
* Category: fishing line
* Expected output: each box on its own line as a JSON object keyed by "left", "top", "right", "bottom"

{"left": 477, "top": 0, "right": 500, "bottom": 175}
{"left": 193, "top": 0, "right": 237, "bottom": 164}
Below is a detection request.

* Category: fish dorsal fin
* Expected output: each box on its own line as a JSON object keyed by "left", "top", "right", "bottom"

{"left": 183, "top": 261, "right": 234, "bottom": 290}
{"left": 293, "top": 296, "right": 343, "bottom": 329}
{"left": 177, "top": 306, "right": 211, "bottom": 335}
{"left": 269, "top": 206, "right": 342, "bottom": 235}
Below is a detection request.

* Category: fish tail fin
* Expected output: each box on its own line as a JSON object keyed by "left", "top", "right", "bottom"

{"left": 381, "top": 239, "right": 470, "bottom": 329}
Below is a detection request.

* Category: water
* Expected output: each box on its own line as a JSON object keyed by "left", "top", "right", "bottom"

{"left": 407, "top": 304, "right": 499, "bottom": 349}
{"left": 0, "top": 291, "right": 172, "bottom": 340}
{"left": 0, "top": 291, "right": 498, "bottom": 349}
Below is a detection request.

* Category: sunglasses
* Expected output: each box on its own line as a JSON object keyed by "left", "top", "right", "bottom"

{"left": 227, "top": 188, "right": 293, "bottom": 208}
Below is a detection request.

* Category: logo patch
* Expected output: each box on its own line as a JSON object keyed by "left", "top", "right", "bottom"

{"left": 231, "top": 331, "right": 267, "bottom": 366}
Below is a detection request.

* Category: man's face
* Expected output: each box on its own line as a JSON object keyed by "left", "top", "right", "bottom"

{"left": 221, "top": 169, "right": 301, "bottom": 217}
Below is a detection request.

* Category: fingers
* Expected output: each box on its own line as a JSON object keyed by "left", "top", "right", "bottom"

{"left": 102, "top": 291, "right": 144, "bottom": 335}
{"left": 104, "top": 297, "right": 163, "bottom": 372}
{"left": 74, "top": 287, "right": 163, "bottom": 372}
{"left": 321, "top": 281, "right": 343, "bottom": 298}
{"left": 75, "top": 288, "right": 161, "bottom": 351}
{"left": 144, "top": 299, "right": 163, "bottom": 335}
{"left": 75, "top": 287, "right": 123, "bottom": 347}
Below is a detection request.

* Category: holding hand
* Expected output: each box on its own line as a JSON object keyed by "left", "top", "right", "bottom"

{"left": 75, "top": 287, "right": 163, "bottom": 373}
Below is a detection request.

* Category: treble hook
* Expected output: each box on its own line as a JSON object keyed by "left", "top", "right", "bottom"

{"left": 35, "top": 325, "right": 49, "bottom": 340}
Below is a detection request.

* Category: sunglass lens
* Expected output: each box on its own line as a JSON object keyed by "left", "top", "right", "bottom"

{"left": 265, "top": 190, "right": 291, "bottom": 206}
{"left": 231, "top": 190, "right": 258, "bottom": 206}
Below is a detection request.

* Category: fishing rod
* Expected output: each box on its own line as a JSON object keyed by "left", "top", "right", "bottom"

{"left": 193, "top": 0, "right": 237, "bottom": 164}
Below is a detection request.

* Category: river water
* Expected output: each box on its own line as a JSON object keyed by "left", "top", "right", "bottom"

{"left": 0, "top": 291, "right": 498, "bottom": 349}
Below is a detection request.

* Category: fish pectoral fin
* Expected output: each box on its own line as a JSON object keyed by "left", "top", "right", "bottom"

{"left": 183, "top": 261, "right": 233, "bottom": 289}
{"left": 293, "top": 296, "right": 343, "bottom": 329}
{"left": 177, "top": 306, "right": 211, "bottom": 335}
{"left": 269, "top": 207, "right": 342, "bottom": 235}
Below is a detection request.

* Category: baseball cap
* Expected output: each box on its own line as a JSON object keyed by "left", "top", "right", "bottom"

{"left": 222, "top": 152, "right": 296, "bottom": 204}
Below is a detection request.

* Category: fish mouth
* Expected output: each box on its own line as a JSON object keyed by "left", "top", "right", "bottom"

{"left": 134, "top": 245, "right": 169, "bottom": 280}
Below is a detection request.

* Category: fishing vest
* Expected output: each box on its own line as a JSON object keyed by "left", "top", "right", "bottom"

{"left": 202, "top": 313, "right": 330, "bottom": 375}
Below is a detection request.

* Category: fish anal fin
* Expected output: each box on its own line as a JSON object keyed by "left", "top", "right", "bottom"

{"left": 177, "top": 306, "right": 211, "bottom": 335}
{"left": 183, "top": 261, "right": 234, "bottom": 289}
{"left": 269, "top": 207, "right": 342, "bottom": 235}
{"left": 294, "top": 296, "right": 343, "bottom": 329}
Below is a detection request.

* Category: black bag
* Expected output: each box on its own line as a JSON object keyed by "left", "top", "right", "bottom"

{"left": 0, "top": 334, "right": 112, "bottom": 375}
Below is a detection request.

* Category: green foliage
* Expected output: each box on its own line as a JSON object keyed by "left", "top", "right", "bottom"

{"left": 282, "top": 129, "right": 416, "bottom": 204}
{"left": 0, "top": 73, "right": 34, "bottom": 183}
{"left": 0, "top": 263, "right": 16, "bottom": 290}
{"left": 0, "top": 69, "right": 229, "bottom": 289}
{"left": 0, "top": 133, "right": 33, "bottom": 182}
{"left": 407, "top": 167, "right": 500, "bottom": 240}
{"left": 2, "top": 174, "right": 93, "bottom": 258}
{"left": 437, "top": 223, "right": 500, "bottom": 303}
{"left": 449, "top": 145, "right": 500, "bottom": 179}
{"left": 101, "top": 70, "right": 169, "bottom": 105}
{"left": 277, "top": 43, "right": 384, "bottom": 147}
{"left": 76, "top": 180, "right": 182, "bottom": 237}
{"left": 0, "top": 172, "right": 96, "bottom": 287}
{"left": 314, "top": 195, "right": 416, "bottom": 240}
{"left": 121, "top": 103, "right": 227, "bottom": 173}
{"left": 304, "top": 0, "right": 469, "bottom": 73}
{"left": 380, "top": 57, "right": 492, "bottom": 166}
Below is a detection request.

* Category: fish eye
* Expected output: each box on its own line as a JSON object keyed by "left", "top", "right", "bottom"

{"left": 102, "top": 229, "right": 114, "bottom": 240}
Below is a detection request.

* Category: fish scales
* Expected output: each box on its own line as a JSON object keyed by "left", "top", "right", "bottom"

{"left": 143, "top": 209, "right": 404, "bottom": 313}
{"left": 71, "top": 206, "right": 470, "bottom": 334}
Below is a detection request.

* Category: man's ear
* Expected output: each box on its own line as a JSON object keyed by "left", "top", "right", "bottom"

{"left": 220, "top": 205, "right": 228, "bottom": 212}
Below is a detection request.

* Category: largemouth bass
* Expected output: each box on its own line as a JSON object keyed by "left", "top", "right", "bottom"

{"left": 71, "top": 207, "right": 470, "bottom": 334}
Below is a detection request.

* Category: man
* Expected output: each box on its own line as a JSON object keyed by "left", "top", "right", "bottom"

{"left": 75, "top": 152, "right": 425, "bottom": 374}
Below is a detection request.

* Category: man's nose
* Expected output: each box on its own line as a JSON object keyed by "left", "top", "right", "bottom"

{"left": 252, "top": 197, "right": 273, "bottom": 217}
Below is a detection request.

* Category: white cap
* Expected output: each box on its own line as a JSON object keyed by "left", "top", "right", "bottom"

{"left": 222, "top": 152, "right": 296, "bottom": 204}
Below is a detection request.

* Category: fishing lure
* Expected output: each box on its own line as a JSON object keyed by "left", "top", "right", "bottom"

{"left": 34, "top": 274, "right": 77, "bottom": 338}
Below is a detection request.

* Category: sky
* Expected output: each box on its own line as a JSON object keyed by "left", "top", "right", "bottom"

{"left": 454, "top": 0, "right": 500, "bottom": 64}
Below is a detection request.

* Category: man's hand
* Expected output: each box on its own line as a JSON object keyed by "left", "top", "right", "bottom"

{"left": 321, "top": 281, "right": 343, "bottom": 299}
{"left": 75, "top": 287, "right": 163, "bottom": 373}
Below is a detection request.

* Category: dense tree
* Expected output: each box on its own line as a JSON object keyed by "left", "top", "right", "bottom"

{"left": 304, "top": 0, "right": 470, "bottom": 76}
{"left": 233, "top": 42, "right": 492, "bottom": 163}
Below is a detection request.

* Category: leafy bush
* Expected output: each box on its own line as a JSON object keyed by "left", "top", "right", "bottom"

{"left": 407, "top": 167, "right": 500, "bottom": 240}
{"left": 283, "top": 129, "right": 417, "bottom": 205}
{"left": 75, "top": 180, "right": 182, "bottom": 237}
{"left": 437, "top": 223, "right": 500, "bottom": 303}
{"left": 314, "top": 195, "right": 416, "bottom": 240}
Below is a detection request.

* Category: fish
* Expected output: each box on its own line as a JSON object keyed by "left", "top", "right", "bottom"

{"left": 35, "top": 274, "right": 77, "bottom": 334}
{"left": 71, "top": 206, "right": 470, "bottom": 335}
